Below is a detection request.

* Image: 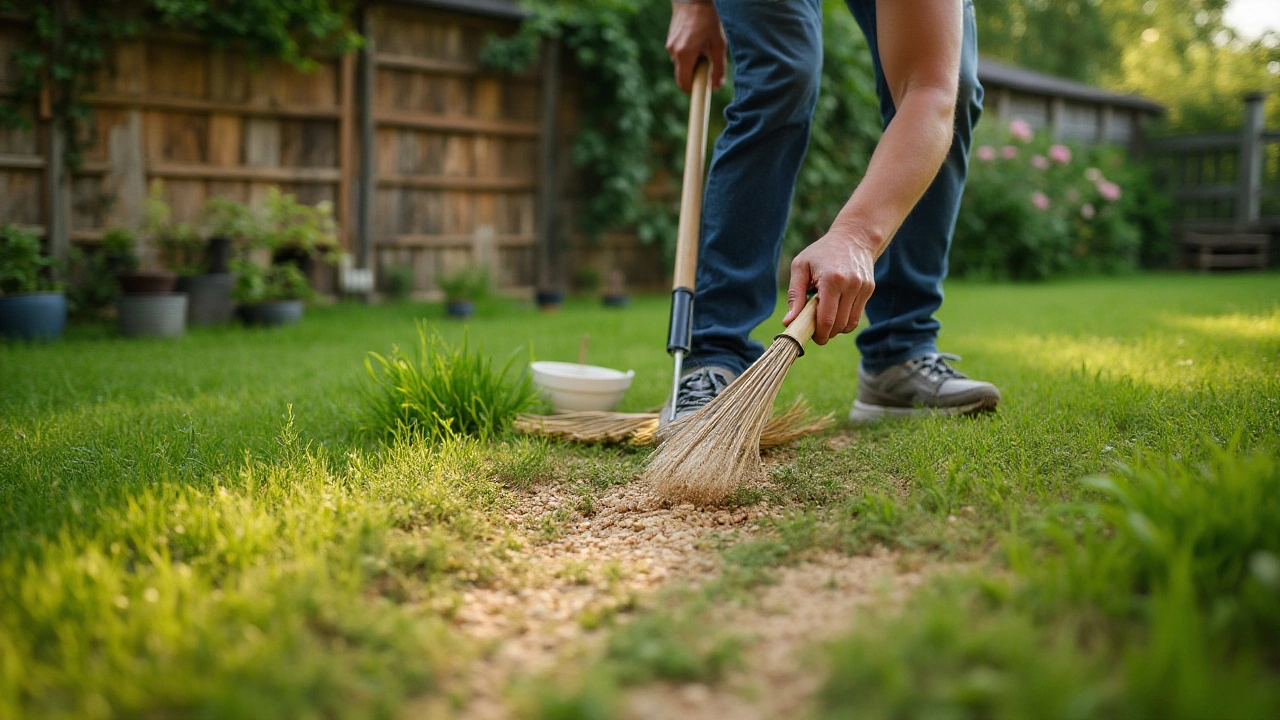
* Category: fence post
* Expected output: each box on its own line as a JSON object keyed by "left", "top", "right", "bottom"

{"left": 45, "top": 0, "right": 70, "bottom": 270}
{"left": 356, "top": 5, "right": 376, "bottom": 276}
{"left": 535, "top": 37, "right": 562, "bottom": 297}
{"left": 1238, "top": 91, "right": 1266, "bottom": 226}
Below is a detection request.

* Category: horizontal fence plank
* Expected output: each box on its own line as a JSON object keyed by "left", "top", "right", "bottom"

{"left": 381, "top": 233, "right": 534, "bottom": 248}
{"left": 150, "top": 163, "right": 341, "bottom": 183}
{"left": 377, "top": 174, "right": 535, "bottom": 191}
{"left": 1148, "top": 133, "right": 1238, "bottom": 152}
{"left": 374, "top": 52, "right": 537, "bottom": 81}
{"left": 90, "top": 94, "right": 342, "bottom": 120}
{"left": 375, "top": 110, "right": 539, "bottom": 137}
{"left": 0, "top": 154, "right": 45, "bottom": 169}
{"left": 1184, "top": 232, "right": 1269, "bottom": 248}
{"left": 1171, "top": 184, "right": 1237, "bottom": 200}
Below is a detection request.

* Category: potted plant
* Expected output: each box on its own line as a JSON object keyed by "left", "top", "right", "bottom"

{"left": 260, "top": 187, "right": 340, "bottom": 280}
{"left": 118, "top": 182, "right": 182, "bottom": 294}
{"left": 114, "top": 185, "right": 189, "bottom": 338}
{"left": 0, "top": 224, "right": 66, "bottom": 340}
{"left": 64, "top": 228, "right": 133, "bottom": 322}
{"left": 437, "top": 264, "right": 490, "bottom": 319}
{"left": 232, "top": 259, "right": 314, "bottom": 327}
{"left": 177, "top": 196, "right": 261, "bottom": 327}
{"left": 383, "top": 264, "right": 415, "bottom": 302}
{"left": 601, "top": 269, "right": 630, "bottom": 308}
{"left": 200, "top": 196, "right": 258, "bottom": 274}
{"left": 536, "top": 287, "right": 564, "bottom": 313}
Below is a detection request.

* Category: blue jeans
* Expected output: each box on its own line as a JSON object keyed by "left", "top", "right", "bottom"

{"left": 690, "top": 0, "right": 983, "bottom": 375}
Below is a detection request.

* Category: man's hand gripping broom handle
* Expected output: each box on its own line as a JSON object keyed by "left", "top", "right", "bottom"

{"left": 776, "top": 296, "right": 820, "bottom": 354}
{"left": 667, "top": 59, "right": 713, "bottom": 422}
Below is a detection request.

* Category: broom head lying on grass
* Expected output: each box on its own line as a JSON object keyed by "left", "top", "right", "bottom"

{"left": 513, "top": 398, "right": 831, "bottom": 448}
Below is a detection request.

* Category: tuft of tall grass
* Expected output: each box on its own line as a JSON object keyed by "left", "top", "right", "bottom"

{"left": 360, "top": 322, "right": 539, "bottom": 442}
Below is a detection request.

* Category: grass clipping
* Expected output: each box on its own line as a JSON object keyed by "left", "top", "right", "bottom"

{"left": 641, "top": 334, "right": 806, "bottom": 505}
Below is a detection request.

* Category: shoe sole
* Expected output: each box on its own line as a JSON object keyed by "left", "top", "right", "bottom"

{"left": 848, "top": 397, "right": 999, "bottom": 423}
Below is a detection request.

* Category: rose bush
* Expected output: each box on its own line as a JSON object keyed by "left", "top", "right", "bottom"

{"left": 951, "top": 118, "right": 1171, "bottom": 280}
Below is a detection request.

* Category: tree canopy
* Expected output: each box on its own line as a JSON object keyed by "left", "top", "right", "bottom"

{"left": 976, "top": 0, "right": 1280, "bottom": 132}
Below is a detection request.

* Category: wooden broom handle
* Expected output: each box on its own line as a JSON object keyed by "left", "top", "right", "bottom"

{"left": 780, "top": 296, "right": 820, "bottom": 346}
{"left": 671, "top": 60, "right": 712, "bottom": 291}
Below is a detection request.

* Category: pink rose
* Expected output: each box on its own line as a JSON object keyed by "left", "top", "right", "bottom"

{"left": 1049, "top": 144, "right": 1072, "bottom": 164}
{"left": 1085, "top": 167, "right": 1102, "bottom": 183}
{"left": 1031, "top": 191, "right": 1051, "bottom": 210}
{"left": 1080, "top": 203, "right": 1095, "bottom": 220}
{"left": 975, "top": 145, "right": 996, "bottom": 162}
{"left": 1001, "top": 145, "right": 1018, "bottom": 159}
{"left": 1097, "top": 180, "right": 1121, "bottom": 202}
{"left": 1031, "top": 155, "right": 1049, "bottom": 170}
{"left": 1009, "top": 117, "right": 1033, "bottom": 142}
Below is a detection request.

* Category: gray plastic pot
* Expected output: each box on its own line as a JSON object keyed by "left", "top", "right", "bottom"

{"left": 118, "top": 293, "right": 188, "bottom": 338}
{"left": 176, "top": 273, "right": 233, "bottom": 326}
{"left": 238, "top": 300, "right": 304, "bottom": 327}
{"left": 0, "top": 293, "right": 66, "bottom": 341}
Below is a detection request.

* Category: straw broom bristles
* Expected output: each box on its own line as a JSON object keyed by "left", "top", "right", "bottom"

{"left": 640, "top": 335, "right": 803, "bottom": 504}
{"left": 641, "top": 296, "right": 822, "bottom": 505}
{"left": 513, "top": 399, "right": 832, "bottom": 448}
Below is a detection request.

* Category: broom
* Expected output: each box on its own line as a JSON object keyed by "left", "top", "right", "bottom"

{"left": 513, "top": 61, "right": 831, "bottom": 449}
{"left": 641, "top": 295, "right": 821, "bottom": 505}
{"left": 513, "top": 398, "right": 832, "bottom": 448}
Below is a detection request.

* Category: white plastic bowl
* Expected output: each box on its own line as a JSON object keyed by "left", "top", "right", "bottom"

{"left": 530, "top": 361, "right": 635, "bottom": 412}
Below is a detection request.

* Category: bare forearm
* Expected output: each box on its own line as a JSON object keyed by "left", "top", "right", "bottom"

{"left": 830, "top": 86, "right": 956, "bottom": 256}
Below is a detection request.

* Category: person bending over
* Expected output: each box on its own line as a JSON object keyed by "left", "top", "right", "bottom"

{"left": 662, "top": 0, "right": 1000, "bottom": 423}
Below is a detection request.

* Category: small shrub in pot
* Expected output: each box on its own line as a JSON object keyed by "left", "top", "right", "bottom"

{"left": 384, "top": 264, "right": 416, "bottom": 302}
{"left": 437, "top": 264, "right": 490, "bottom": 319}
{"left": 260, "top": 188, "right": 340, "bottom": 279}
{"left": 0, "top": 224, "right": 66, "bottom": 341}
{"left": 232, "top": 260, "right": 315, "bottom": 327}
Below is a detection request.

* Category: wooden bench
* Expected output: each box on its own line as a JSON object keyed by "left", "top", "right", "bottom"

{"left": 1182, "top": 232, "right": 1270, "bottom": 271}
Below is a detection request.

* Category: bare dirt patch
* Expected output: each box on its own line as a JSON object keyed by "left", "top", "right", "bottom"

{"left": 448, "top": 477, "right": 776, "bottom": 719}
{"left": 625, "top": 550, "right": 929, "bottom": 720}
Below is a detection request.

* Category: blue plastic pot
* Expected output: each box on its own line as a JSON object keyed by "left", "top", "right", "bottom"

{"left": 446, "top": 300, "right": 475, "bottom": 319}
{"left": 0, "top": 293, "right": 67, "bottom": 341}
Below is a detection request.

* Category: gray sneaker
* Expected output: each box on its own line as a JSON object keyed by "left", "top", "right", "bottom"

{"left": 849, "top": 353, "right": 1000, "bottom": 422}
{"left": 659, "top": 366, "right": 737, "bottom": 426}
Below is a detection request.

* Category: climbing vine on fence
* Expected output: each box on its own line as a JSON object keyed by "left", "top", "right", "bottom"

{"left": 0, "top": 0, "right": 360, "bottom": 168}
{"left": 483, "top": 0, "right": 882, "bottom": 266}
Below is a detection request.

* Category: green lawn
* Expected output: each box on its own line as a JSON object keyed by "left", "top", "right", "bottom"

{"left": 2, "top": 273, "right": 1278, "bottom": 718}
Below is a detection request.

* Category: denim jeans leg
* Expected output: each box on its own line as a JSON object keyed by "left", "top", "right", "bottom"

{"left": 689, "top": 0, "right": 823, "bottom": 376}
{"left": 846, "top": 0, "right": 984, "bottom": 372}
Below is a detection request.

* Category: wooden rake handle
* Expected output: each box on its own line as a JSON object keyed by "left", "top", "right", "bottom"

{"left": 776, "top": 296, "right": 820, "bottom": 355}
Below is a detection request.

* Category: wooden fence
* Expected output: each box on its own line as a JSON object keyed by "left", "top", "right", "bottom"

{"left": 1146, "top": 93, "right": 1280, "bottom": 233}
{"left": 0, "top": 2, "right": 666, "bottom": 298}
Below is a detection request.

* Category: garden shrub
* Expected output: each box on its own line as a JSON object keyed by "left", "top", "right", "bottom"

{"left": 360, "top": 323, "right": 539, "bottom": 442}
{"left": 952, "top": 118, "right": 1171, "bottom": 280}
